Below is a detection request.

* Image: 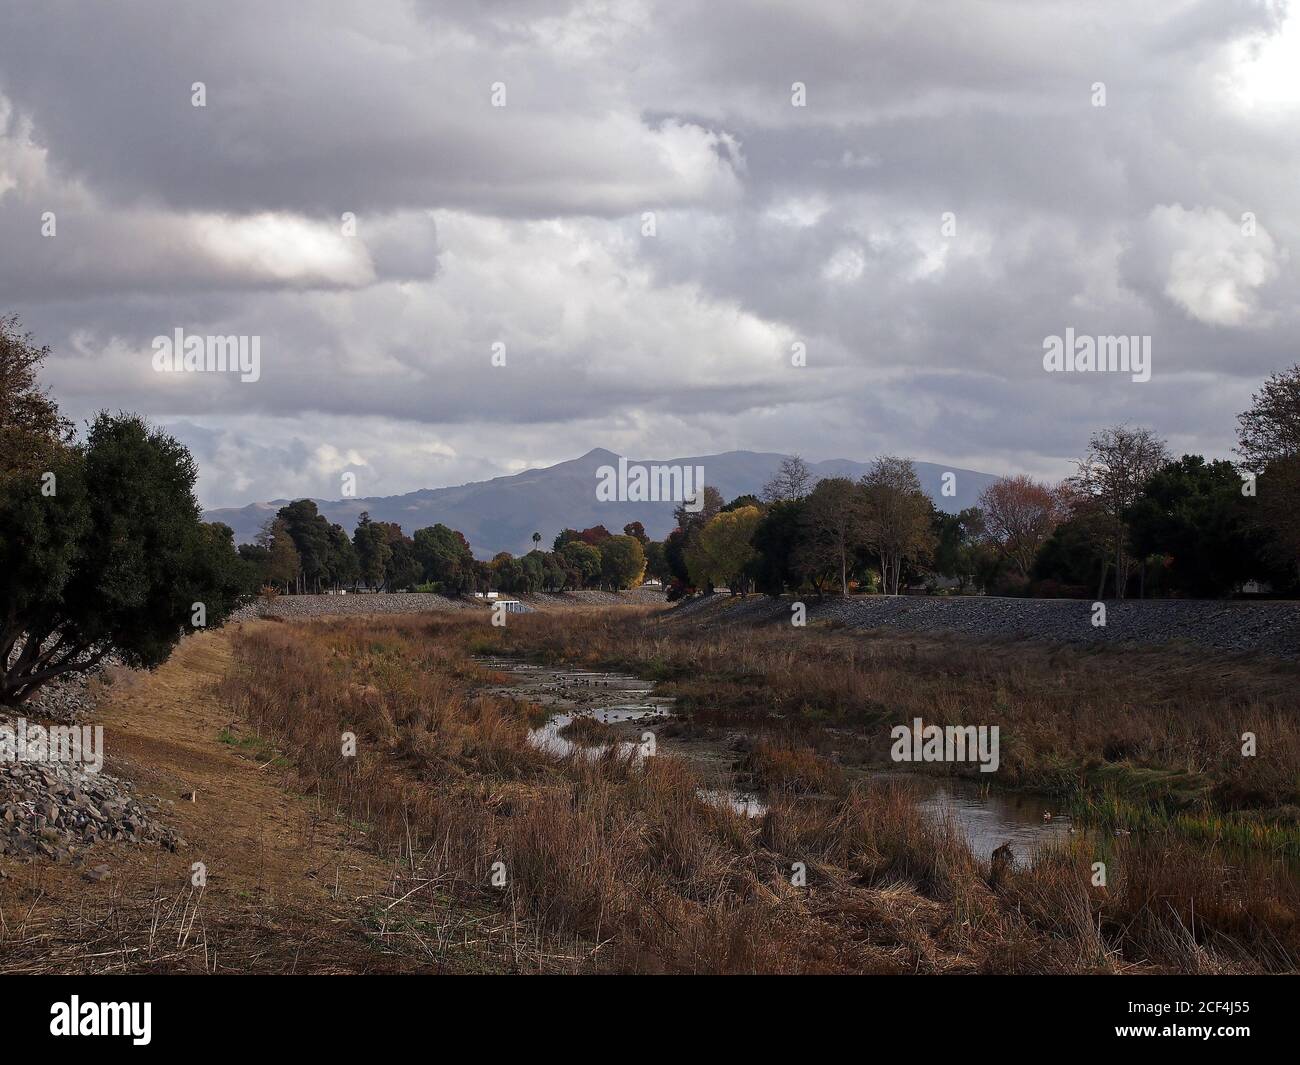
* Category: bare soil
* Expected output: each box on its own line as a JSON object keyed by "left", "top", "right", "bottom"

{"left": 0, "top": 623, "right": 504, "bottom": 973}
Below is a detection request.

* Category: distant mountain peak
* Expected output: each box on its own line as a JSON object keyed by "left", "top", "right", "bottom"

{"left": 204, "top": 448, "right": 1001, "bottom": 558}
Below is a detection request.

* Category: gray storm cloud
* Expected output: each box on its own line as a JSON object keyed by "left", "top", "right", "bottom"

{"left": 0, "top": 0, "right": 1297, "bottom": 508}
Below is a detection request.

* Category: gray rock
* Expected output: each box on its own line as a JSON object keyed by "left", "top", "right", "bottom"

{"left": 670, "top": 593, "right": 1300, "bottom": 659}
{"left": 0, "top": 755, "right": 183, "bottom": 863}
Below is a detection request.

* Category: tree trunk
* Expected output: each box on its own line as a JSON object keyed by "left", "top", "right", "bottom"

{"left": 1114, "top": 533, "right": 1125, "bottom": 599}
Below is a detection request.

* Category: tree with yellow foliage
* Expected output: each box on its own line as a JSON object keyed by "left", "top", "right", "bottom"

{"left": 686, "top": 506, "right": 762, "bottom": 594}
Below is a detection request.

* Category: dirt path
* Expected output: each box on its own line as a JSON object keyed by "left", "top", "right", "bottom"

{"left": 0, "top": 622, "right": 476, "bottom": 973}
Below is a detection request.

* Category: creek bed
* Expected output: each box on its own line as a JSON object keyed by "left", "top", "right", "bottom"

{"left": 476, "top": 654, "right": 1076, "bottom": 863}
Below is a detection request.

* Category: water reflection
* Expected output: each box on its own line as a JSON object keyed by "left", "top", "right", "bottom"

{"left": 483, "top": 655, "right": 1074, "bottom": 863}
{"left": 527, "top": 703, "right": 668, "bottom": 761}
{"left": 906, "top": 775, "right": 1076, "bottom": 863}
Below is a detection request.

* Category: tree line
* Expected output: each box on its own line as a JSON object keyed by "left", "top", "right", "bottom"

{"left": 206, "top": 360, "right": 1300, "bottom": 604}
{"left": 239, "top": 509, "right": 657, "bottom": 595}
{"left": 5, "top": 309, "right": 1297, "bottom": 706}
{"left": 663, "top": 366, "right": 1300, "bottom": 600}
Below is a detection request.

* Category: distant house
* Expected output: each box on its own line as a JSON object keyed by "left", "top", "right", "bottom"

{"left": 497, "top": 600, "right": 530, "bottom": 613}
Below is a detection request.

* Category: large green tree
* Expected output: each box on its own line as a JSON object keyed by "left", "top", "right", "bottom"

{"left": 1127, "top": 456, "right": 1270, "bottom": 597}
{"left": 930, "top": 506, "right": 988, "bottom": 594}
{"left": 413, "top": 523, "right": 476, "bottom": 593}
{"left": 327, "top": 522, "right": 360, "bottom": 589}
{"left": 752, "top": 499, "right": 809, "bottom": 595}
{"left": 373, "top": 521, "right": 419, "bottom": 590}
{"left": 2, "top": 409, "right": 246, "bottom": 705}
{"left": 353, "top": 512, "right": 390, "bottom": 589}
{"left": 276, "top": 499, "right": 334, "bottom": 593}
{"left": 599, "top": 533, "right": 647, "bottom": 589}
{"left": 1031, "top": 496, "right": 1111, "bottom": 596}
{"left": 560, "top": 540, "right": 602, "bottom": 588}
{"left": 490, "top": 552, "right": 525, "bottom": 593}
{"left": 258, "top": 517, "right": 301, "bottom": 591}
{"left": 642, "top": 539, "right": 670, "bottom": 583}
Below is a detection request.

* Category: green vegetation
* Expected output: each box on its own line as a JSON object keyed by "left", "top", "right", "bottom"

{"left": 669, "top": 367, "right": 1300, "bottom": 600}
{"left": 1, "top": 316, "right": 247, "bottom": 706}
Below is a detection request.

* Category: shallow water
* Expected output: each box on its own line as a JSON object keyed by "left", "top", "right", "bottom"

{"left": 478, "top": 658, "right": 670, "bottom": 761}
{"left": 903, "top": 775, "right": 1077, "bottom": 863}
{"left": 697, "top": 788, "right": 767, "bottom": 817}
{"left": 527, "top": 703, "right": 668, "bottom": 761}
{"left": 481, "top": 655, "right": 1074, "bottom": 863}
{"left": 695, "top": 775, "right": 1076, "bottom": 863}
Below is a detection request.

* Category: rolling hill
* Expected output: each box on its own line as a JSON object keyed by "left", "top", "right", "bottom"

{"left": 203, "top": 448, "right": 1001, "bottom": 558}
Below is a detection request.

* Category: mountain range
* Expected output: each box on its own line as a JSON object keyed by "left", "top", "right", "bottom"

{"left": 203, "top": 448, "right": 1000, "bottom": 558}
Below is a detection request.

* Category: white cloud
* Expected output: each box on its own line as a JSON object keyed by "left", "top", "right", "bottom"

{"left": 1141, "top": 204, "right": 1284, "bottom": 327}
{"left": 1222, "top": 5, "right": 1300, "bottom": 110}
{"left": 195, "top": 213, "right": 375, "bottom": 287}
{"left": 311, "top": 443, "right": 369, "bottom": 478}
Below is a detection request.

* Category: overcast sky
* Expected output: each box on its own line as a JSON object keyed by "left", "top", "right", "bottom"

{"left": 3, "top": 0, "right": 1298, "bottom": 508}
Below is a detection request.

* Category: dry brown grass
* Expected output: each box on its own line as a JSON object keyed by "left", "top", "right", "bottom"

{"left": 212, "top": 612, "right": 1300, "bottom": 974}
{"left": 0, "top": 628, "right": 537, "bottom": 974}
{"left": 556, "top": 716, "right": 623, "bottom": 746}
{"left": 738, "top": 736, "right": 846, "bottom": 795}
{"left": 484, "top": 607, "right": 1300, "bottom": 816}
